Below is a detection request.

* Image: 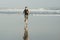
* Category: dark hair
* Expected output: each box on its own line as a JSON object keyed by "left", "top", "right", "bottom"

{"left": 25, "top": 6, "right": 27, "bottom": 8}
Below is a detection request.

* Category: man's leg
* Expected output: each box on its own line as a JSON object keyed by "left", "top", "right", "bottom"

{"left": 24, "top": 15, "right": 28, "bottom": 22}
{"left": 24, "top": 15, "right": 26, "bottom": 22}
{"left": 26, "top": 15, "right": 28, "bottom": 24}
{"left": 26, "top": 15, "right": 28, "bottom": 19}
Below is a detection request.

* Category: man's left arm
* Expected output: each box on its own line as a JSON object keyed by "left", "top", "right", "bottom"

{"left": 28, "top": 9, "right": 30, "bottom": 15}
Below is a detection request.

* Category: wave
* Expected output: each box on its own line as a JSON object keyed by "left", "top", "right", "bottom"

{"left": 0, "top": 9, "right": 60, "bottom": 14}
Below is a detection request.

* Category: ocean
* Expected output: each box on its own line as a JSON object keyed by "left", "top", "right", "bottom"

{"left": 0, "top": 12, "right": 60, "bottom": 40}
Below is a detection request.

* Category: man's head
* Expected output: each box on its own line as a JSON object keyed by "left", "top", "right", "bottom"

{"left": 25, "top": 6, "right": 27, "bottom": 8}
{"left": 25, "top": 6, "right": 28, "bottom": 10}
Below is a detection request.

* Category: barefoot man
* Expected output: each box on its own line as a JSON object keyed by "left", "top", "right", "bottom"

{"left": 23, "top": 6, "right": 29, "bottom": 40}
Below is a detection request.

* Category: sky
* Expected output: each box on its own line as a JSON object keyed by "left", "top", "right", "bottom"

{"left": 0, "top": 0, "right": 60, "bottom": 8}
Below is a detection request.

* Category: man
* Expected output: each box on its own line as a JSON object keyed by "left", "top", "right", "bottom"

{"left": 23, "top": 6, "right": 29, "bottom": 40}
{"left": 23, "top": 6, "right": 29, "bottom": 22}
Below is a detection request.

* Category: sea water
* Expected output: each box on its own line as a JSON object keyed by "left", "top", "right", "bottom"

{"left": 0, "top": 12, "right": 60, "bottom": 40}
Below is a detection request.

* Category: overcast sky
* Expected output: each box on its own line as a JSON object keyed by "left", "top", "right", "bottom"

{"left": 0, "top": 0, "right": 60, "bottom": 8}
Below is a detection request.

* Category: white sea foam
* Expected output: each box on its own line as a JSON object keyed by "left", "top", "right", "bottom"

{"left": 0, "top": 9, "right": 60, "bottom": 14}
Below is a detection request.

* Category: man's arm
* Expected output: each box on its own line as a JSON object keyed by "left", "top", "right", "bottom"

{"left": 28, "top": 9, "right": 30, "bottom": 15}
